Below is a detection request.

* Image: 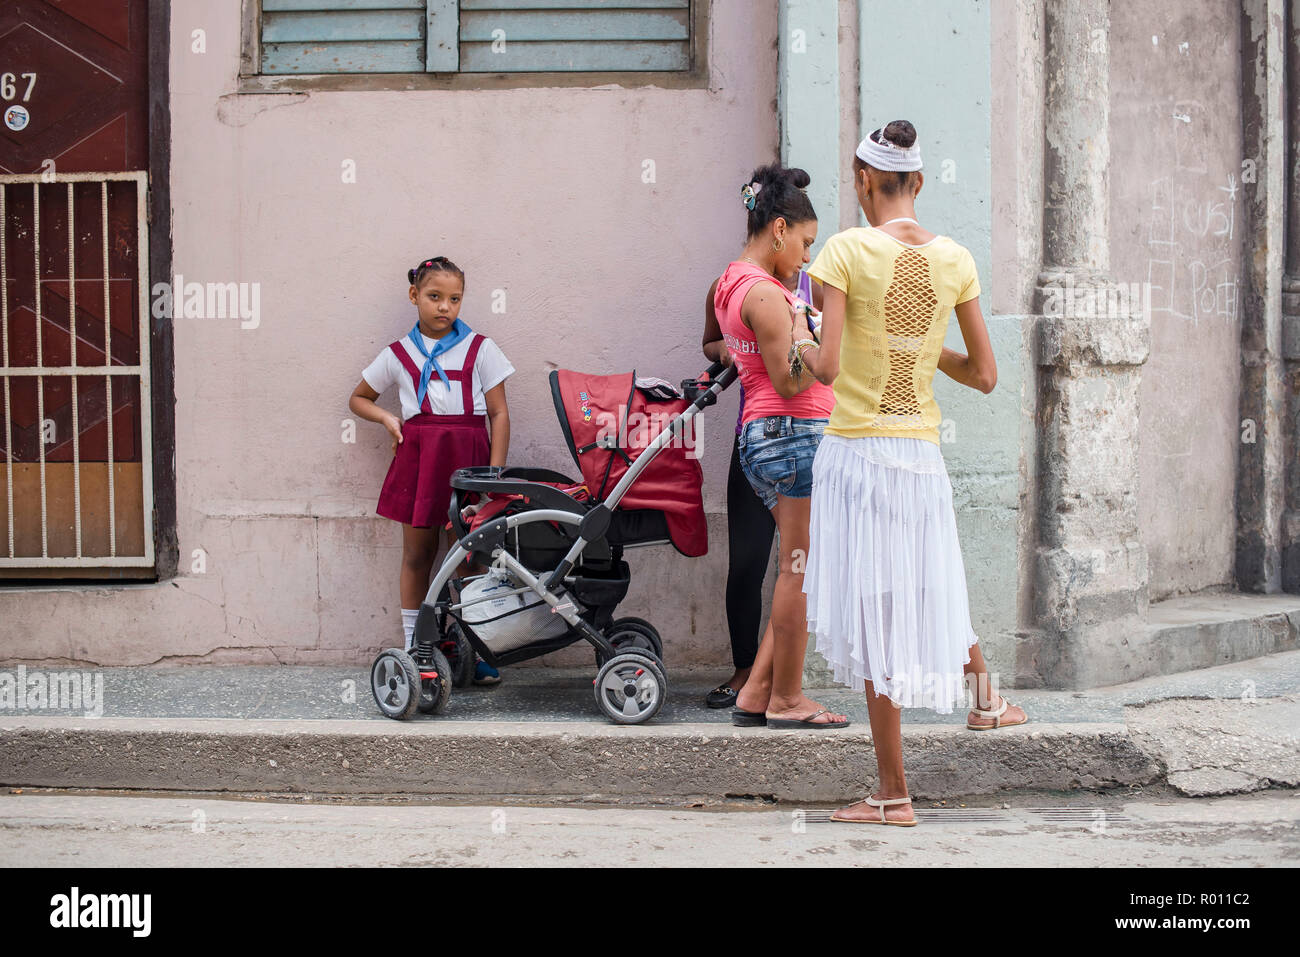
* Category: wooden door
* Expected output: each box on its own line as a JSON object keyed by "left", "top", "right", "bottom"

{"left": 0, "top": 0, "right": 149, "bottom": 174}
{"left": 0, "top": 0, "right": 153, "bottom": 574}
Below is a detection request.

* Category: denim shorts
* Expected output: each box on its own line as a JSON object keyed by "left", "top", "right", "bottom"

{"left": 737, "top": 416, "right": 829, "bottom": 510}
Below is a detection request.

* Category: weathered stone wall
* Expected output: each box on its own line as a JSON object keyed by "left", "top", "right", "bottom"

{"left": 1110, "top": 1, "right": 1246, "bottom": 600}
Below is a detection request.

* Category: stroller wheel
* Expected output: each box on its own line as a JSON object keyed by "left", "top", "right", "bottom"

{"left": 601, "top": 634, "right": 665, "bottom": 675}
{"left": 603, "top": 618, "right": 664, "bottom": 664}
{"left": 442, "top": 623, "right": 476, "bottom": 689}
{"left": 417, "top": 646, "right": 453, "bottom": 714}
{"left": 594, "top": 652, "right": 667, "bottom": 725}
{"left": 371, "top": 648, "right": 422, "bottom": 721}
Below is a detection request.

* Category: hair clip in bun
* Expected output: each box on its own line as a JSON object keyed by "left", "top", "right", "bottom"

{"left": 408, "top": 255, "right": 465, "bottom": 288}
{"left": 741, "top": 181, "right": 763, "bottom": 211}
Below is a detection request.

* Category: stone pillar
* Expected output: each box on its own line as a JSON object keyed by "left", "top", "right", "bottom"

{"left": 1237, "top": 0, "right": 1289, "bottom": 593}
{"left": 1033, "top": 0, "right": 1151, "bottom": 687}
{"left": 1282, "top": 0, "right": 1300, "bottom": 593}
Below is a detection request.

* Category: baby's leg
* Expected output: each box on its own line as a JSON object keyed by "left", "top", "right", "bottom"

{"left": 443, "top": 526, "right": 480, "bottom": 578}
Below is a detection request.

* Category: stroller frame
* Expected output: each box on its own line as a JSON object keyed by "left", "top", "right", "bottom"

{"left": 370, "top": 361, "right": 737, "bottom": 723}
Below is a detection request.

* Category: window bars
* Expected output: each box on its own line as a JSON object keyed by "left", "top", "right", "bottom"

{"left": 0, "top": 172, "right": 154, "bottom": 569}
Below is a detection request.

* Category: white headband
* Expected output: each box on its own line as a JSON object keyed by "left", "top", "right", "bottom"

{"left": 855, "top": 130, "right": 923, "bottom": 172}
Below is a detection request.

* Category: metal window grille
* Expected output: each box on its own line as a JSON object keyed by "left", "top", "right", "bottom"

{"left": 0, "top": 172, "right": 155, "bottom": 569}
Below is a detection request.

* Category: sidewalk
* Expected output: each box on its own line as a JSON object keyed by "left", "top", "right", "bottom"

{"left": 2, "top": 652, "right": 1297, "bottom": 804}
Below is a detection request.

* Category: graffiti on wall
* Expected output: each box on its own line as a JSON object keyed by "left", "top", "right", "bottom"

{"left": 1143, "top": 101, "right": 1241, "bottom": 326}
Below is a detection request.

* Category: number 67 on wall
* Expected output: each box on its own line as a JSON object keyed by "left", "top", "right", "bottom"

{"left": 1, "top": 72, "right": 37, "bottom": 102}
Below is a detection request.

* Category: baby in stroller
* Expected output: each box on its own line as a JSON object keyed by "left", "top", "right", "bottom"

{"left": 370, "top": 362, "right": 737, "bottom": 724}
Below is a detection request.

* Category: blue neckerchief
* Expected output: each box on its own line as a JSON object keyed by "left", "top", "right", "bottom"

{"left": 408, "top": 317, "right": 472, "bottom": 408}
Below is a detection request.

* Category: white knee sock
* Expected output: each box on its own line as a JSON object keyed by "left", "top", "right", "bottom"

{"left": 401, "top": 608, "right": 419, "bottom": 650}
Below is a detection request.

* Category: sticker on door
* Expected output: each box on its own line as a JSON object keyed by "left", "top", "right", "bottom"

{"left": 4, "top": 104, "right": 29, "bottom": 131}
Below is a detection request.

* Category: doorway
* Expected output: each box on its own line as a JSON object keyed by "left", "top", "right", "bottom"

{"left": 0, "top": 0, "right": 171, "bottom": 578}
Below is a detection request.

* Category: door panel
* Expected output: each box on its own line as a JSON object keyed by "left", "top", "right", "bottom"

{"left": 0, "top": 0, "right": 147, "bottom": 174}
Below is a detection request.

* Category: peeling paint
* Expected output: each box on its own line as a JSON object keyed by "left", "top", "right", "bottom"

{"left": 215, "top": 92, "right": 309, "bottom": 128}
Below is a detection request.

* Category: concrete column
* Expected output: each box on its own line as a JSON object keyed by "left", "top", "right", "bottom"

{"left": 1033, "top": 0, "right": 1151, "bottom": 687}
{"left": 1237, "top": 0, "right": 1289, "bottom": 593}
{"left": 1282, "top": 0, "right": 1300, "bottom": 593}
{"left": 1041, "top": 1, "right": 1107, "bottom": 274}
{"left": 777, "top": 0, "right": 840, "bottom": 255}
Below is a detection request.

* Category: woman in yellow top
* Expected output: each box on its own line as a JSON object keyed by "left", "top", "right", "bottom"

{"left": 794, "top": 121, "right": 1028, "bottom": 827}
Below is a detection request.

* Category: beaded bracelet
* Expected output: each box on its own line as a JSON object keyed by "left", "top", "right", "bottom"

{"left": 788, "top": 338, "right": 818, "bottom": 378}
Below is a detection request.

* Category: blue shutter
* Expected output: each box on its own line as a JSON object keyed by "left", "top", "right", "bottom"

{"left": 261, "top": 0, "right": 429, "bottom": 74}
{"left": 458, "top": 0, "right": 691, "bottom": 72}
{"left": 260, "top": 0, "right": 694, "bottom": 75}
{"left": 426, "top": 0, "right": 460, "bottom": 70}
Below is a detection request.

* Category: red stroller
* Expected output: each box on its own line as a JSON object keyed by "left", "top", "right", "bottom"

{"left": 370, "top": 361, "right": 737, "bottom": 724}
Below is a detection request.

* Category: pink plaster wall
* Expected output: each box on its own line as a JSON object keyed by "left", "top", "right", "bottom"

{"left": 0, "top": 0, "right": 779, "bottom": 666}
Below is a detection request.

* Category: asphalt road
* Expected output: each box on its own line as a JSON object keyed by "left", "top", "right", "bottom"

{"left": 1, "top": 790, "right": 1296, "bottom": 867}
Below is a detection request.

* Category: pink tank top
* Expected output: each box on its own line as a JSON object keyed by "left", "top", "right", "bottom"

{"left": 714, "top": 261, "right": 835, "bottom": 425}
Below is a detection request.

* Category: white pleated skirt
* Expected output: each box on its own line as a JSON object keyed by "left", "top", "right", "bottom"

{"left": 803, "top": 434, "right": 979, "bottom": 714}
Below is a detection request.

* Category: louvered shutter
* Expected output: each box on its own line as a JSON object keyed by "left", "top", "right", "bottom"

{"left": 260, "top": 0, "right": 691, "bottom": 74}
{"left": 459, "top": 0, "right": 691, "bottom": 72}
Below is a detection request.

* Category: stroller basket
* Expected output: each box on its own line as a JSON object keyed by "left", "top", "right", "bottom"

{"left": 566, "top": 560, "right": 632, "bottom": 608}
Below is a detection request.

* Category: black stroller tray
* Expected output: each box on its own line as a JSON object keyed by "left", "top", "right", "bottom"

{"left": 451, "top": 466, "right": 589, "bottom": 513}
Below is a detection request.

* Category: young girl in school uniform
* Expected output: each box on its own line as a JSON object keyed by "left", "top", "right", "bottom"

{"left": 349, "top": 256, "right": 514, "bottom": 683}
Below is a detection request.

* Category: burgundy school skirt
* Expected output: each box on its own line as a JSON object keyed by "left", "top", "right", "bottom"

{"left": 376, "top": 413, "right": 489, "bottom": 529}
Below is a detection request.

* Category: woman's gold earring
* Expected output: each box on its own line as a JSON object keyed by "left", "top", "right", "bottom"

{"left": 773, "top": 237, "right": 786, "bottom": 253}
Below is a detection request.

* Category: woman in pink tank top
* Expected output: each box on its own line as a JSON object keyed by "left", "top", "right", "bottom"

{"left": 699, "top": 267, "right": 821, "bottom": 711}
{"left": 713, "top": 163, "right": 847, "bottom": 730}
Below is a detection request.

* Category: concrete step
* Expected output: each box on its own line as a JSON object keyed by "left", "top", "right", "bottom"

{"left": 0, "top": 716, "right": 1154, "bottom": 803}
{"left": 1141, "top": 591, "right": 1300, "bottom": 676}
{"left": 2, "top": 651, "right": 1298, "bottom": 803}
{"left": 1058, "top": 591, "right": 1300, "bottom": 688}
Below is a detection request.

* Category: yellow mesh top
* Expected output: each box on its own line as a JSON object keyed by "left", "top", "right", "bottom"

{"left": 808, "top": 227, "right": 980, "bottom": 445}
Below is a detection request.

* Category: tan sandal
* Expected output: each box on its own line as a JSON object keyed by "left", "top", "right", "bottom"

{"left": 966, "top": 695, "right": 1028, "bottom": 731}
{"left": 830, "top": 794, "right": 918, "bottom": 827}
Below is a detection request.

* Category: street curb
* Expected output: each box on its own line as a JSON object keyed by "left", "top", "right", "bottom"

{"left": 0, "top": 718, "right": 1161, "bottom": 802}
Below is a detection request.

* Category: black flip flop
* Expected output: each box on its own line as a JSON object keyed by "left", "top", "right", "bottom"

{"left": 766, "top": 708, "right": 851, "bottom": 730}
{"left": 706, "top": 684, "right": 738, "bottom": 709}
{"left": 730, "top": 708, "right": 767, "bottom": 727}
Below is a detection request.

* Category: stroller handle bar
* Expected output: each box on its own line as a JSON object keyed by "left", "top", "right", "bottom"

{"left": 680, "top": 360, "right": 738, "bottom": 407}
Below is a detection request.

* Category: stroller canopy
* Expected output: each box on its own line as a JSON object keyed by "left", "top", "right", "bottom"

{"left": 550, "top": 370, "right": 707, "bottom": 557}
